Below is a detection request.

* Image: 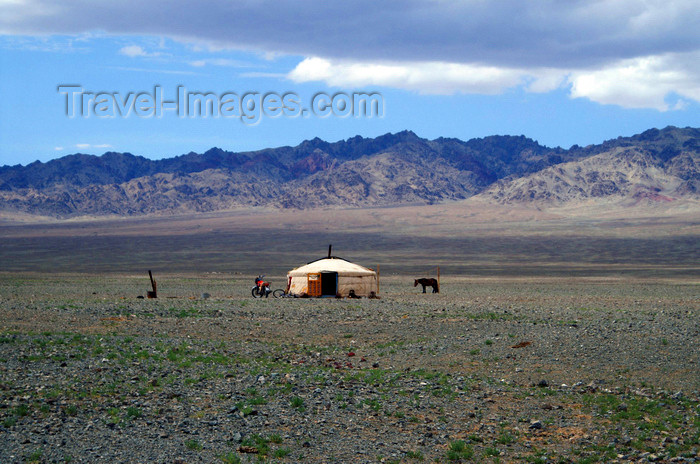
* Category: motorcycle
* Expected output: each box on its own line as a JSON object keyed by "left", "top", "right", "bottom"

{"left": 252, "top": 275, "right": 288, "bottom": 298}
{"left": 252, "top": 275, "right": 271, "bottom": 298}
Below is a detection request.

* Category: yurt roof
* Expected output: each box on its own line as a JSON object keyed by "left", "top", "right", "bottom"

{"left": 287, "top": 257, "right": 376, "bottom": 277}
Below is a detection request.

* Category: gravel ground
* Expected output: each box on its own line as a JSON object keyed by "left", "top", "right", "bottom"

{"left": 0, "top": 273, "right": 698, "bottom": 463}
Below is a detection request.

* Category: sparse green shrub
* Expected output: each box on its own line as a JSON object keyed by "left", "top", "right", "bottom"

{"left": 446, "top": 440, "right": 473, "bottom": 461}
{"left": 248, "top": 396, "right": 267, "bottom": 405}
{"left": 241, "top": 434, "right": 270, "bottom": 455}
{"left": 126, "top": 406, "right": 142, "bottom": 419}
{"left": 364, "top": 369, "right": 386, "bottom": 385}
{"left": 14, "top": 404, "right": 30, "bottom": 417}
{"left": 27, "top": 449, "right": 42, "bottom": 463}
{"left": 274, "top": 448, "right": 291, "bottom": 458}
{"left": 185, "top": 439, "right": 202, "bottom": 451}
{"left": 364, "top": 398, "right": 382, "bottom": 411}
{"left": 290, "top": 396, "right": 304, "bottom": 409}
{"left": 219, "top": 451, "right": 240, "bottom": 464}
{"left": 497, "top": 432, "right": 515, "bottom": 444}
{"left": 106, "top": 407, "right": 120, "bottom": 424}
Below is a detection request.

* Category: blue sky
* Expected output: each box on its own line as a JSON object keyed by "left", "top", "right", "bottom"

{"left": 1, "top": 0, "right": 699, "bottom": 167}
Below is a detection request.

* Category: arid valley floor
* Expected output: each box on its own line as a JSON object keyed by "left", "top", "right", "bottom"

{"left": 1, "top": 202, "right": 698, "bottom": 463}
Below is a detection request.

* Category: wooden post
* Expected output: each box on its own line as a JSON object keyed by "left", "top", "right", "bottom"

{"left": 437, "top": 266, "right": 440, "bottom": 293}
{"left": 147, "top": 270, "right": 158, "bottom": 298}
{"left": 376, "top": 264, "right": 380, "bottom": 295}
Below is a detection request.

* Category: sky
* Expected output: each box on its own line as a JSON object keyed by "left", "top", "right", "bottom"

{"left": 1, "top": 0, "right": 699, "bottom": 167}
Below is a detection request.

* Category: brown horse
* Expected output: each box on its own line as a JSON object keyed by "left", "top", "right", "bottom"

{"left": 414, "top": 278, "right": 439, "bottom": 293}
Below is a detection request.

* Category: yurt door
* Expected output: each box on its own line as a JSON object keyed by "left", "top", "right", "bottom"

{"left": 307, "top": 273, "right": 321, "bottom": 297}
{"left": 321, "top": 271, "right": 338, "bottom": 297}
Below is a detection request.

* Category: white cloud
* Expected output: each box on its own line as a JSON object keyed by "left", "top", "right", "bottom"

{"left": 287, "top": 58, "right": 571, "bottom": 96}
{"left": 239, "top": 71, "right": 286, "bottom": 79}
{"left": 569, "top": 51, "right": 700, "bottom": 111}
{"left": 188, "top": 58, "right": 252, "bottom": 68}
{"left": 287, "top": 54, "right": 700, "bottom": 110}
{"left": 108, "top": 66, "right": 201, "bottom": 76}
{"left": 0, "top": 34, "right": 90, "bottom": 52}
{"left": 119, "top": 45, "right": 161, "bottom": 58}
{"left": 119, "top": 45, "right": 147, "bottom": 57}
{"left": 526, "top": 72, "right": 570, "bottom": 94}
{"left": 54, "top": 146, "right": 63, "bottom": 151}
{"left": 2, "top": 0, "right": 699, "bottom": 110}
{"left": 288, "top": 57, "right": 527, "bottom": 95}
{"left": 75, "top": 143, "right": 112, "bottom": 150}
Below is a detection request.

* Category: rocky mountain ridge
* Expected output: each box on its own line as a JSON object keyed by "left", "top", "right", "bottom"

{"left": 1, "top": 127, "right": 698, "bottom": 217}
{"left": 483, "top": 145, "right": 698, "bottom": 205}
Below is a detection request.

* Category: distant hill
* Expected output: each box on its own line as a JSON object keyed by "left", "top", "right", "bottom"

{"left": 1, "top": 127, "right": 698, "bottom": 217}
{"left": 481, "top": 127, "right": 700, "bottom": 205}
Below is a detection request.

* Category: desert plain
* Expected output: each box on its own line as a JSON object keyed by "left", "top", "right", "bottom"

{"left": 0, "top": 201, "right": 698, "bottom": 463}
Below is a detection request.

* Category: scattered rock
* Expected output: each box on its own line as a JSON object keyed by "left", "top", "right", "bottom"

{"left": 1, "top": 276, "right": 697, "bottom": 463}
{"left": 529, "top": 420, "right": 543, "bottom": 430}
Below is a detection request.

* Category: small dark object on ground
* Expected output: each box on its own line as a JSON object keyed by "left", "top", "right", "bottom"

{"left": 238, "top": 445, "right": 259, "bottom": 454}
{"left": 530, "top": 420, "right": 543, "bottom": 430}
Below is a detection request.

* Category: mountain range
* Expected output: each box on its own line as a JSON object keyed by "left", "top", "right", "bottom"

{"left": 1, "top": 126, "right": 698, "bottom": 218}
